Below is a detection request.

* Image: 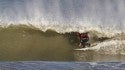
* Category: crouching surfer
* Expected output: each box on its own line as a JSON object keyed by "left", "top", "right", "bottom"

{"left": 78, "top": 32, "right": 90, "bottom": 48}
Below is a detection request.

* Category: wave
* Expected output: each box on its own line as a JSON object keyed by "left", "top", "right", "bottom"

{"left": 0, "top": 24, "right": 124, "bottom": 61}
{"left": 0, "top": 0, "right": 125, "bottom": 61}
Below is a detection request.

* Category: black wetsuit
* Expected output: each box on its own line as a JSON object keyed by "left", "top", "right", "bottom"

{"left": 80, "top": 33, "right": 89, "bottom": 48}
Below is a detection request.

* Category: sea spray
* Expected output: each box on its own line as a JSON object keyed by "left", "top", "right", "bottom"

{"left": 0, "top": 0, "right": 124, "bottom": 36}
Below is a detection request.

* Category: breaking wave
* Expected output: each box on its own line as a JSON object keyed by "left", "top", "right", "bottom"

{"left": 0, "top": 25, "right": 125, "bottom": 56}
{"left": 0, "top": 0, "right": 125, "bottom": 58}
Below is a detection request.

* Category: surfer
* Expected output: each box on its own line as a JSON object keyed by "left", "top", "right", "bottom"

{"left": 78, "top": 32, "right": 90, "bottom": 48}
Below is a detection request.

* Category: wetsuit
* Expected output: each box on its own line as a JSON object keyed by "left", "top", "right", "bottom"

{"left": 80, "top": 33, "right": 89, "bottom": 48}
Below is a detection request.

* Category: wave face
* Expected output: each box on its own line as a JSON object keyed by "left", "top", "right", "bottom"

{"left": 0, "top": 26, "right": 74, "bottom": 61}
{"left": 0, "top": 25, "right": 124, "bottom": 61}
{"left": 0, "top": 0, "right": 125, "bottom": 61}
{"left": 0, "top": 0, "right": 125, "bottom": 36}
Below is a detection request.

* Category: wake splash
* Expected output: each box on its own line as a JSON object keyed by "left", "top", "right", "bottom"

{"left": 96, "top": 40, "right": 125, "bottom": 55}
{"left": 82, "top": 40, "right": 125, "bottom": 55}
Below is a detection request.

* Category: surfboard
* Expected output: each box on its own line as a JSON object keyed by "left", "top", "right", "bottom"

{"left": 74, "top": 47, "right": 90, "bottom": 51}
{"left": 74, "top": 43, "right": 98, "bottom": 51}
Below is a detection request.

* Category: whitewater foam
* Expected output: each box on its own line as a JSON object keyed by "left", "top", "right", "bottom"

{"left": 82, "top": 40, "right": 125, "bottom": 55}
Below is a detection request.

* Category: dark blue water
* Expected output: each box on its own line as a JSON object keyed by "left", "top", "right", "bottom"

{"left": 0, "top": 61, "right": 125, "bottom": 70}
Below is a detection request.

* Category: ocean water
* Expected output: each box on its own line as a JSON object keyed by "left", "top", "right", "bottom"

{"left": 0, "top": 0, "right": 124, "bottom": 61}
{"left": 0, "top": 61, "right": 125, "bottom": 70}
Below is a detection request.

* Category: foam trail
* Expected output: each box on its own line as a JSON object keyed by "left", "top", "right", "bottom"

{"left": 82, "top": 40, "right": 125, "bottom": 55}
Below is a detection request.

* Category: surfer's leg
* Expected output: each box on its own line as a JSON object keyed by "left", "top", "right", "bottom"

{"left": 81, "top": 39, "right": 86, "bottom": 48}
{"left": 79, "top": 40, "right": 83, "bottom": 47}
{"left": 81, "top": 42, "right": 85, "bottom": 48}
